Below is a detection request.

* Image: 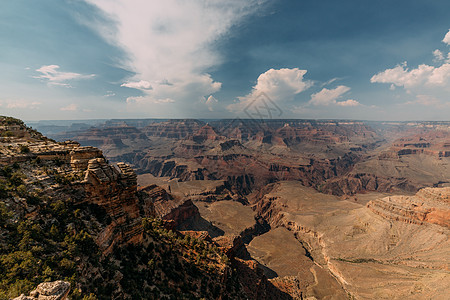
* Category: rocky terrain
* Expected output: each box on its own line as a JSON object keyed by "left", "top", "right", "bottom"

{"left": 250, "top": 182, "right": 450, "bottom": 299}
{"left": 40, "top": 119, "right": 450, "bottom": 197}
{"left": 5, "top": 116, "right": 449, "bottom": 299}
{"left": 0, "top": 116, "right": 295, "bottom": 299}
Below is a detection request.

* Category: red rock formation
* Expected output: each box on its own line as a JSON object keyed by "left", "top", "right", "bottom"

{"left": 391, "top": 131, "right": 450, "bottom": 158}
{"left": 138, "top": 184, "right": 200, "bottom": 229}
{"left": 232, "top": 258, "right": 292, "bottom": 300}
{"left": 191, "top": 124, "right": 222, "bottom": 143}
{"left": 367, "top": 187, "right": 450, "bottom": 227}
{"left": 142, "top": 119, "right": 204, "bottom": 139}
{"left": 81, "top": 158, "right": 143, "bottom": 254}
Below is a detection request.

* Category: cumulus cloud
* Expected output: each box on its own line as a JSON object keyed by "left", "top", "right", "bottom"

{"left": 371, "top": 62, "right": 450, "bottom": 89}
{"left": 228, "top": 68, "right": 311, "bottom": 112}
{"left": 34, "top": 65, "right": 95, "bottom": 87}
{"left": 443, "top": 29, "right": 450, "bottom": 45}
{"left": 336, "top": 99, "right": 360, "bottom": 107}
{"left": 253, "top": 68, "right": 312, "bottom": 101}
{"left": 121, "top": 80, "right": 152, "bottom": 90}
{"left": 309, "top": 85, "right": 359, "bottom": 106}
{"left": 60, "top": 104, "right": 78, "bottom": 111}
{"left": 82, "top": 0, "right": 266, "bottom": 112}
{"left": 433, "top": 49, "right": 444, "bottom": 61}
{"left": 371, "top": 30, "right": 450, "bottom": 109}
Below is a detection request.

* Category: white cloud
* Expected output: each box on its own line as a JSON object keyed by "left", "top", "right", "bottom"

{"left": 253, "top": 68, "right": 312, "bottom": 100}
{"left": 60, "top": 104, "right": 78, "bottom": 111}
{"left": 4, "top": 100, "right": 41, "bottom": 109}
{"left": 126, "top": 96, "right": 175, "bottom": 104}
{"left": 370, "top": 62, "right": 450, "bottom": 89}
{"left": 433, "top": 49, "right": 444, "bottom": 61}
{"left": 82, "top": 0, "right": 266, "bottom": 112}
{"left": 336, "top": 99, "right": 360, "bottom": 107}
{"left": 404, "top": 95, "right": 440, "bottom": 106}
{"left": 154, "top": 98, "right": 176, "bottom": 104}
{"left": 321, "top": 77, "right": 339, "bottom": 87}
{"left": 443, "top": 29, "right": 450, "bottom": 45}
{"left": 309, "top": 85, "right": 359, "bottom": 106}
{"left": 121, "top": 80, "right": 152, "bottom": 90}
{"left": 34, "top": 65, "right": 95, "bottom": 87}
{"left": 403, "top": 95, "right": 450, "bottom": 109}
{"left": 371, "top": 30, "right": 450, "bottom": 109}
{"left": 228, "top": 68, "right": 311, "bottom": 112}
{"left": 205, "top": 95, "right": 219, "bottom": 111}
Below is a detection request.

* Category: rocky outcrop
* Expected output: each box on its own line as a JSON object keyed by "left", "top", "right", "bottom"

{"left": 238, "top": 215, "right": 271, "bottom": 244}
{"left": 191, "top": 124, "right": 222, "bottom": 143}
{"left": 214, "top": 235, "right": 248, "bottom": 259}
{"left": 391, "top": 131, "right": 450, "bottom": 158}
{"left": 232, "top": 258, "right": 293, "bottom": 300}
{"left": 138, "top": 184, "right": 200, "bottom": 229}
{"left": 367, "top": 187, "right": 450, "bottom": 227}
{"left": 161, "top": 199, "right": 200, "bottom": 228}
{"left": 69, "top": 146, "right": 103, "bottom": 171}
{"left": 82, "top": 158, "right": 143, "bottom": 254}
{"left": 142, "top": 119, "right": 204, "bottom": 139}
{"left": 321, "top": 173, "right": 418, "bottom": 195}
{"left": 269, "top": 276, "right": 303, "bottom": 300}
{"left": 417, "top": 187, "right": 450, "bottom": 203}
{"left": 14, "top": 281, "right": 70, "bottom": 300}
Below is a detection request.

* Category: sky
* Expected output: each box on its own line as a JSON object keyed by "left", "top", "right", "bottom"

{"left": 1, "top": 0, "right": 450, "bottom": 121}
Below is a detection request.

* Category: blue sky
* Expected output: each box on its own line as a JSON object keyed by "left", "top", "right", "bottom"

{"left": 1, "top": 0, "right": 450, "bottom": 121}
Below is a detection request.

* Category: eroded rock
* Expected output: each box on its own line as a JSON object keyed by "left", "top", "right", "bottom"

{"left": 14, "top": 281, "right": 70, "bottom": 300}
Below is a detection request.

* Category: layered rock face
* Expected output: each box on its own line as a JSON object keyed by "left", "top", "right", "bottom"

{"left": 368, "top": 187, "right": 450, "bottom": 227}
{"left": 34, "top": 119, "right": 450, "bottom": 197}
{"left": 82, "top": 158, "right": 143, "bottom": 253}
{"left": 48, "top": 119, "right": 385, "bottom": 195}
{"left": 142, "top": 119, "right": 204, "bottom": 139}
{"left": 250, "top": 181, "right": 450, "bottom": 299}
{"left": 1, "top": 117, "right": 261, "bottom": 299}
{"left": 1, "top": 117, "right": 146, "bottom": 256}
{"left": 322, "top": 128, "right": 450, "bottom": 195}
{"left": 69, "top": 146, "right": 103, "bottom": 171}
{"left": 8, "top": 116, "right": 449, "bottom": 299}
{"left": 139, "top": 184, "right": 200, "bottom": 230}
{"left": 391, "top": 131, "right": 450, "bottom": 157}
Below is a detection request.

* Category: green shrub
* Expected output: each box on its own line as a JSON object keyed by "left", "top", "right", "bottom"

{"left": 8, "top": 172, "right": 25, "bottom": 188}
{"left": 1, "top": 131, "right": 13, "bottom": 137}
{"left": 0, "top": 202, "right": 12, "bottom": 228}
{"left": 0, "top": 181, "right": 7, "bottom": 199}
{"left": 19, "top": 145, "right": 30, "bottom": 154}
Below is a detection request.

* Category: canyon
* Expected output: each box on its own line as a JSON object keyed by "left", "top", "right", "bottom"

{"left": 2, "top": 117, "right": 449, "bottom": 299}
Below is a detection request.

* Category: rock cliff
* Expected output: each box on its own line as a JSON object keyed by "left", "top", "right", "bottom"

{"left": 14, "top": 281, "right": 70, "bottom": 300}
{"left": 367, "top": 187, "right": 450, "bottom": 227}
{"left": 81, "top": 158, "right": 143, "bottom": 254}
{"left": 2, "top": 116, "right": 291, "bottom": 299}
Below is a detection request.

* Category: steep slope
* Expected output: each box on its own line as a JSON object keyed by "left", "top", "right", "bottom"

{"left": 0, "top": 116, "right": 290, "bottom": 299}
{"left": 251, "top": 181, "right": 450, "bottom": 299}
